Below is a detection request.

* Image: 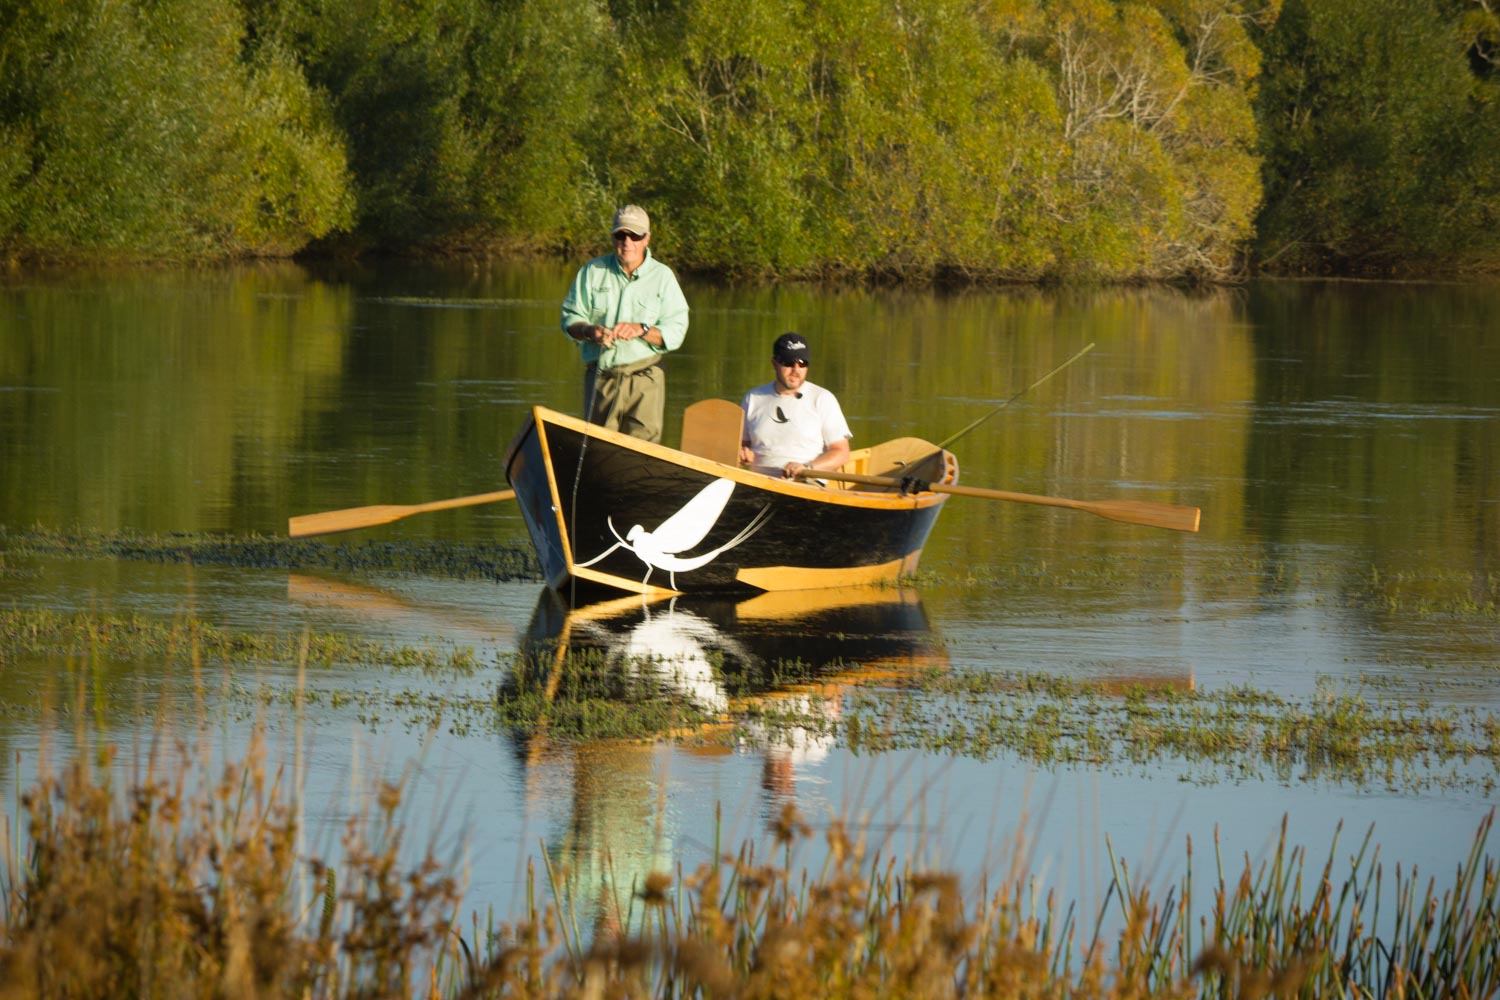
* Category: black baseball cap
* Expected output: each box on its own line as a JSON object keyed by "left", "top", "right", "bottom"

{"left": 772, "top": 332, "right": 810, "bottom": 364}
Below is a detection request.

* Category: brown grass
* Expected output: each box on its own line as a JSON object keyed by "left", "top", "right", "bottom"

{"left": 1, "top": 731, "right": 1495, "bottom": 999}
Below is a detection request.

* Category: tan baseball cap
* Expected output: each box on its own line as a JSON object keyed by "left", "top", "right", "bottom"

{"left": 611, "top": 204, "right": 650, "bottom": 237}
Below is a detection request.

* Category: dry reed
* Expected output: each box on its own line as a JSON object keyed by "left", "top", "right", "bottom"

{"left": 2, "top": 737, "right": 1495, "bottom": 998}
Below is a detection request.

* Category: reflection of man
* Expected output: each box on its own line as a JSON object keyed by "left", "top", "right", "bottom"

{"left": 739, "top": 332, "right": 852, "bottom": 479}
{"left": 560, "top": 205, "right": 690, "bottom": 443}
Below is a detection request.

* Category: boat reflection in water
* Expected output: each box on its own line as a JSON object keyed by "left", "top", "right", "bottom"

{"left": 505, "top": 585, "right": 947, "bottom": 934}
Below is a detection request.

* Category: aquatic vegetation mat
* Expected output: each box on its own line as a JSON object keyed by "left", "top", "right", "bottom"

{"left": 0, "top": 525, "right": 540, "bottom": 581}
{"left": 2, "top": 609, "right": 1496, "bottom": 792}
{"left": 830, "top": 667, "right": 1500, "bottom": 791}
{"left": 0, "top": 607, "right": 482, "bottom": 674}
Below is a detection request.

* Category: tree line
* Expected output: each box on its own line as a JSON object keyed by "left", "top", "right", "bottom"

{"left": 1, "top": 0, "right": 1496, "bottom": 280}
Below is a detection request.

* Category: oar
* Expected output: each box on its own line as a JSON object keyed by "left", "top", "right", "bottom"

{"left": 287, "top": 489, "right": 515, "bottom": 539}
{"left": 800, "top": 470, "right": 1200, "bottom": 533}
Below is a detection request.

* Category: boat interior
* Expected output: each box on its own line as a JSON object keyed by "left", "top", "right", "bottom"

{"left": 679, "top": 398, "right": 955, "bottom": 493}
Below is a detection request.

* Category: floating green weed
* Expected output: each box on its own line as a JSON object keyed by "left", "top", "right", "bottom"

{"left": 3, "top": 604, "right": 1496, "bottom": 791}
{"left": 0, "top": 607, "right": 480, "bottom": 674}
{"left": 0, "top": 525, "right": 539, "bottom": 581}
{"left": 831, "top": 668, "right": 1500, "bottom": 792}
{"left": 916, "top": 556, "right": 1500, "bottom": 621}
{"left": 497, "top": 647, "right": 721, "bottom": 741}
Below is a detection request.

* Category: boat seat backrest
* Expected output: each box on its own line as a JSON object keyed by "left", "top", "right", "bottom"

{"left": 680, "top": 398, "right": 744, "bottom": 467}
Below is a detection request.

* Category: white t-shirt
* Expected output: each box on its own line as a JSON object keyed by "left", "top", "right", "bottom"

{"left": 740, "top": 380, "right": 852, "bottom": 471}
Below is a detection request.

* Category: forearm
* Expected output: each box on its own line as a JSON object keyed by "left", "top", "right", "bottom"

{"left": 780, "top": 438, "right": 851, "bottom": 479}
{"left": 807, "top": 438, "right": 851, "bottom": 471}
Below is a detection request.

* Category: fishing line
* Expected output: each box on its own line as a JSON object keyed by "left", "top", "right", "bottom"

{"left": 566, "top": 363, "right": 602, "bottom": 605}
{"left": 934, "top": 342, "right": 1096, "bottom": 452}
{"left": 887, "top": 342, "right": 1097, "bottom": 480}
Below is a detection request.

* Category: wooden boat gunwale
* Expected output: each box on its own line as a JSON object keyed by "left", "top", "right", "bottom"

{"left": 512, "top": 406, "right": 953, "bottom": 509}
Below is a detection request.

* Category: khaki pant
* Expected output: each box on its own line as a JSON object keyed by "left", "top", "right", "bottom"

{"left": 583, "top": 358, "right": 665, "bottom": 443}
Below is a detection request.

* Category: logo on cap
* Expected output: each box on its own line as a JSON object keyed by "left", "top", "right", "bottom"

{"left": 772, "top": 332, "right": 810, "bottom": 362}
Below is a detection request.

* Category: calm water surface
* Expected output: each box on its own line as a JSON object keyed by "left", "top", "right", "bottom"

{"left": 1, "top": 262, "right": 1497, "bottom": 936}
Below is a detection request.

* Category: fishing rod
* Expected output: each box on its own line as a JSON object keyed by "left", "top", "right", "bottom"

{"left": 933, "top": 341, "right": 1095, "bottom": 453}
{"left": 882, "top": 342, "right": 1097, "bottom": 481}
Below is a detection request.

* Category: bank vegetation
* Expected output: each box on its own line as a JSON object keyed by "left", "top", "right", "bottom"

{"left": 1, "top": 0, "right": 1497, "bottom": 279}
{"left": 2, "top": 730, "right": 1497, "bottom": 997}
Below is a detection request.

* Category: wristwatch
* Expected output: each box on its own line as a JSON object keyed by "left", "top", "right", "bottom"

{"left": 640, "top": 323, "right": 649, "bottom": 338}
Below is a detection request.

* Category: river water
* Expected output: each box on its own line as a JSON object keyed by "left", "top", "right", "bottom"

{"left": 1, "top": 261, "right": 1497, "bottom": 945}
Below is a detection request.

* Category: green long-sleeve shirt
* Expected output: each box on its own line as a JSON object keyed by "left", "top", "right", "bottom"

{"left": 560, "top": 250, "right": 689, "bottom": 370}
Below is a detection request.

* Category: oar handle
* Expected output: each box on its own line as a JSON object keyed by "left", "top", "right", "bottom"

{"left": 410, "top": 490, "right": 516, "bottom": 515}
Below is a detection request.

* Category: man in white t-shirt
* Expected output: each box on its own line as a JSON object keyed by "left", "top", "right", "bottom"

{"left": 739, "top": 333, "right": 852, "bottom": 480}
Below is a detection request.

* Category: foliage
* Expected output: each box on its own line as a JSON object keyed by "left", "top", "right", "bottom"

{"left": 0, "top": 734, "right": 461, "bottom": 998}
{"left": 604, "top": 0, "right": 1277, "bottom": 280}
{"left": 0, "top": 0, "right": 352, "bottom": 261}
{"left": 1255, "top": 0, "right": 1500, "bottom": 273}
{"left": 0, "top": 0, "right": 1496, "bottom": 274}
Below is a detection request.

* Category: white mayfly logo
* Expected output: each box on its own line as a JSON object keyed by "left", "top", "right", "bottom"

{"left": 576, "top": 478, "right": 772, "bottom": 590}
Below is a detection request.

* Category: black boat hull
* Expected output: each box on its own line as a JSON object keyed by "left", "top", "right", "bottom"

{"left": 503, "top": 407, "right": 955, "bottom": 596}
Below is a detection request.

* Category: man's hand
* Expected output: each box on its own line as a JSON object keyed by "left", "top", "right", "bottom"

{"left": 568, "top": 322, "right": 613, "bottom": 346}
{"left": 610, "top": 321, "right": 648, "bottom": 342}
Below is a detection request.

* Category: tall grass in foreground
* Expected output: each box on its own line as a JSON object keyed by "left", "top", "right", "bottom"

{"left": 1, "top": 734, "right": 1496, "bottom": 999}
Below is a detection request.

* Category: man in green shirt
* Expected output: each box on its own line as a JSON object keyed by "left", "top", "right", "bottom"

{"left": 560, "top": 205, "right": 690, "bottom": 443}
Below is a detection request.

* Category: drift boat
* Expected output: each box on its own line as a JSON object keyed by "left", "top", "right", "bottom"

{"left": 502, "top": 402, "right": 957, "bottom": 597}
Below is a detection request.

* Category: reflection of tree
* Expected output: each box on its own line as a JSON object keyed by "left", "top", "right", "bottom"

{"left": 1245, "top": 283, "right": 1500, "bottom": 593}
{"left": 508, "top": 586, "right": 947, "bottom": 932}
{"left": 0, "top": 265, "right": 355, "bottom": 534}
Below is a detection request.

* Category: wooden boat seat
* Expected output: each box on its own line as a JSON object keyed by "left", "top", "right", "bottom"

{"left": 833, "top": 437, "right": 950, "bottom": 492}
{"left": 680, "top": 398, "right": 744, "bottom": 467}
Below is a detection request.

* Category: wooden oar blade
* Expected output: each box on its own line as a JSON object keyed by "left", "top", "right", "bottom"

{"left": 1086, "top": 498, "right": 1201, "bottom": 533}
{"left": 287, "top": 489, "right": 517, "bottom": 539}
{"left": 288, "top": 504, "right": 411, "bottom": 539}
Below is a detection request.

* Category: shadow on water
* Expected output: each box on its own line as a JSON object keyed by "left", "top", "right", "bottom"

{"left": 501, "top": 585, "right": 949, "bottom": 932}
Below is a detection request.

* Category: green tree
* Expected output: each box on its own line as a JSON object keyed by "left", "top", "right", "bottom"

{"left": 1256, "top": 0, "right": 1500, "bottom": 272}
{"left": 1010, "top": 0, "right": 1276, "bottom": 279}
{"left": 0, "top": 0, "right": 351, "bottom": 260}
{"left": 248, "top": 0, "right": 482, "bottom": 247}
{"left": 463, "top": 0, "right": 616, "bottom": 251}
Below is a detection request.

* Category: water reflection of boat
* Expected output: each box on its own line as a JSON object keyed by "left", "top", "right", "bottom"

{"left": 503, "top": 405, "right": 957, "bottom": 598}
{"left": 508, "top": 585, "right": 947, "bottom": 933}
{"left": 285, "top": 572, "right": 516, "bottom": 647}
{"left": 511, "top": 585, "right": 946, "bottom": 727}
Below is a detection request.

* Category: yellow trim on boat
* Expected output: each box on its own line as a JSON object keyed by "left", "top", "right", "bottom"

{"left": 535, "top": 406, "right": 950, "bottom": 510}
{"left": 570, "top": 563, "right": 681, "bottom": 598}
{"left": 532, "top": 408, "right": 576, "bottom": 571}
{"left": 734, "top": 555, "right": 919, "bottom": 592}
